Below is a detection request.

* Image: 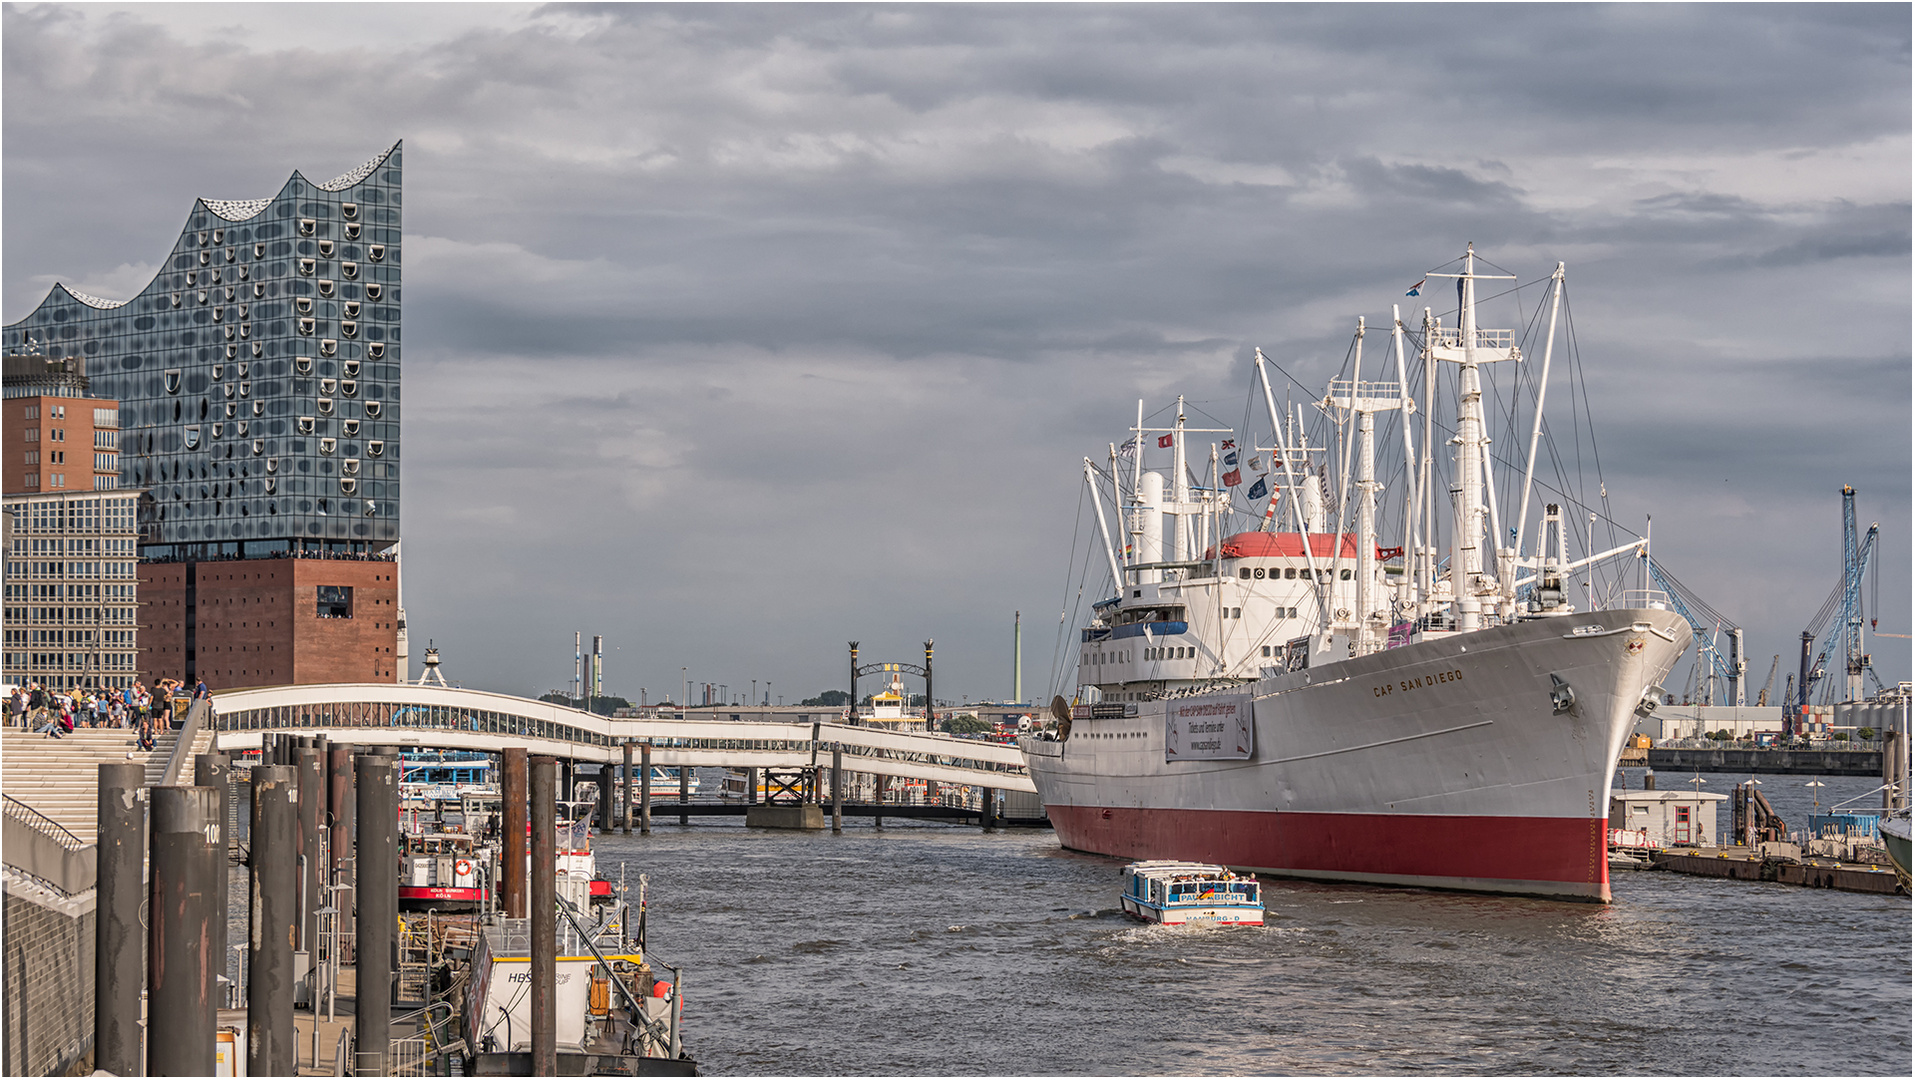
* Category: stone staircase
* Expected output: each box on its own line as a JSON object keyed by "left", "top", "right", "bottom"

{"left": 1, "top": 722, "right": 213, "bottom": 844}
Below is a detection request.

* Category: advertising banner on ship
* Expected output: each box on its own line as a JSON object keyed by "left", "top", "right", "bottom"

{"left": 1165, "top": 694, "right": 1254, "bottom": 760}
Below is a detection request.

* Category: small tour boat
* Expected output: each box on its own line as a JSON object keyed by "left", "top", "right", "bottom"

{"left": 1120, "top": 861, "right": 1264, "bottom": 926}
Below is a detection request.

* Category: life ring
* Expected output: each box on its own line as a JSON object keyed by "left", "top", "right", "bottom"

{"left": 455, "top": 858, "right": 473, "bottom": 877}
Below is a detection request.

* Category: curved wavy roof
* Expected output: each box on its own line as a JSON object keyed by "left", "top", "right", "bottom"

{"left": 7, "top": 141, "right": 400, "bottom": 320}
{"left": 61, "top": 285, "right": 131, "bottom": 310}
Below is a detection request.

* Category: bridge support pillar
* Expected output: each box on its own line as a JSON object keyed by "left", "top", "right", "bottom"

{"left": 874, "top": 773, "right": 885, "bottom": 830}
{"left": 640, "top": 745, "right": 653, "bottom": 835}
{"left": 746, "top": 767, "right": 758, "bottom": 805}
{"left": 356, "top": 752, "right": 398, "bottom": 1077}
{"left": 982, "top": 787, "right": 996, "bottom": 832}
{"left": 679, "top": 765, "right": 690, "bottom": 826}
{"left": 831, "top": 747, "right": 843, "bottom": 833}
{"left": 621, "top": 742, "right": 633, "bottom": 834}
{"left": 327, "top": 742, "right": 354, "bottom": 941}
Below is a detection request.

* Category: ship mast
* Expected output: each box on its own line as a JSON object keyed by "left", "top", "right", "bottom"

{"left": 1429, "top": 244, "right": 1519, "bottom": 631}
{"left": 1322, "top": 340, "right": 1410, "bottom": 653}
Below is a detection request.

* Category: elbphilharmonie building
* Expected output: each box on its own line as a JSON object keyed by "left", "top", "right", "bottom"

{"left": 4, "top": 141, "right": 403, "bottom": 556}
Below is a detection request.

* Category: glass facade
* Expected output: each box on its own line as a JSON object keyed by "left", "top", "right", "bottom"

{"left": 2, "top": 143, "right": 402, "bottom": 555}
{"left": 2, "top": 490, "right": 142, "bottom": 690}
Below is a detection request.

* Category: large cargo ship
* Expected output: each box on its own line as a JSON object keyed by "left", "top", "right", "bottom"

{"left": 1021, "top": 247, "right": 1688, "bottom": 902}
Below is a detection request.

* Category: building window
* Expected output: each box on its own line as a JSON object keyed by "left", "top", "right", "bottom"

{"left": 317, "top": 585, "right": 353, "bottom": 619}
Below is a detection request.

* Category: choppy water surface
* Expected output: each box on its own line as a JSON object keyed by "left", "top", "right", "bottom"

{"left": 600, "top": 773, "right": 1908, "bottom": 1076}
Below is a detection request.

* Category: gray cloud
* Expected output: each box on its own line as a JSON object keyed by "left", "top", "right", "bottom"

{"left": 4, "top": 2, "right": 1907, "bottom": 703}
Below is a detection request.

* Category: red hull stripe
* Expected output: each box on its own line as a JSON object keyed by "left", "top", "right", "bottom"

{"left": 1049, "top": 805, "right": 1610, "bottom": 901}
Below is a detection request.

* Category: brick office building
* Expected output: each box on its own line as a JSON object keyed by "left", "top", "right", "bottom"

{"left": 5, "top": 144, "right": 407, "bottom": 687}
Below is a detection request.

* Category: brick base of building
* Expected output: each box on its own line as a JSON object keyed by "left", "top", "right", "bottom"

{"left": 2, "top": 873, "right": 96, "bottom": 1077}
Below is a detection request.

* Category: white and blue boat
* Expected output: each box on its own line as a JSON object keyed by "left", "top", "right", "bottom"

{"left": 1120, "top": 861, "right": 1264, "bottom": 926}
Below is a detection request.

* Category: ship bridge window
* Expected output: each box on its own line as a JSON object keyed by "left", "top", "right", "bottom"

{"left": 1284, "top": 567, "right": 1297, "bottom": 579}
{"left": 1262, "top": 646, "right": 1273, "bottom": 657}
{"left": 1341, "top": 568, "right": 1352, "bottom": 580}
{"left": 1239, "top": 568, "right": 1251, "bottom": 579}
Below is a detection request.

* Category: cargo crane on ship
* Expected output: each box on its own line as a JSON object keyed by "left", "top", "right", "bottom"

{"left": 1797, "top": 486, "right": 1881, "bottom": 731}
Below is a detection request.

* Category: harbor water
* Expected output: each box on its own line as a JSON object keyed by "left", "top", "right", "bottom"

{"left": 595, "top": 771, "right": 1908, "bottom": 1076}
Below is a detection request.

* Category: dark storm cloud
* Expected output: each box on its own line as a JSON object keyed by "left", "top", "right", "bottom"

{"left": 4, "top": 3, "right": 1907, "bottom": 701}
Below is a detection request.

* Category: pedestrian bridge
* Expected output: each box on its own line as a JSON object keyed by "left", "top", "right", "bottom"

{"left": 210, "top": 683, "right": 1035, "bottom": 792}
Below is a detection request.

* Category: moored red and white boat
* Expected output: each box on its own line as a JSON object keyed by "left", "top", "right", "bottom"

{"left": 1022, "top": 247, "right": 1689, "bottom": 903}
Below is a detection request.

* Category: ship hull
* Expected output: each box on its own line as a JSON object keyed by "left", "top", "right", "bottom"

{"left": 1025, "top": 609, "right": 1690, "bottom": 902}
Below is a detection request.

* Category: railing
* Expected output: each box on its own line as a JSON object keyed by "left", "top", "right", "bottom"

{"left": 159, "top": 697, "right": 214, "bottom": 786}
{"left": 2, "top": 795, "right": 86, "bottom": 852}
{"left": 387, "top": 1035, "right": 426, "bottom": 1077}
{"left": 1430, "top": 326, "right": 1515, "bottom": 351}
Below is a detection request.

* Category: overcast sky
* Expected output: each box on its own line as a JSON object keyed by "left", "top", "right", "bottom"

{"left": 5, "top": 3, "right": 1908, "bottom": 706}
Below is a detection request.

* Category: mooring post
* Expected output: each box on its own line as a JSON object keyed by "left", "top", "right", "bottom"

{"left": 874, "top": 773, "right": 886, "bottom": 831}
{"left": 679, "top": 765, "right": 690, "bottom": 826}
{"left": 149, "top": 785, "right": 223, "bottom": 1076}
{"left": 356, "top": 752, "right": 398, "bottom": 1076}
{"left": 621, "top": 741, "right": 634, "bottom": 834}
{"left": 982, "top": 786, "right": 996, "bottom": 832}
{"left": 194, "top": 752, "right": 232, "bottom": 998}
{"left": 502, "top": 747, "right": 529, "bottom": 919}
{"left": 327, "top": 741, "right": 354, "bottom": 939}
{"left": 96, "top": 763, "right": 146, "bottom": 1078}
{"left": 248, "top": 765, "right": 298, "bottom": 1077}
{"left": 831, "top": 747, "right": 843, "bottom": 833}
{"left": 598, "top": 761, "right": 614, "bottom": 834}
{"left": 640, "top": 744, "right": 653, "bottom": 835}
{"left": 746, "top": 766, "right": 759, "bottom": 806}
{"left": 530, "top": 756, "right": 559, "bottom": 1077}
{"left": 295, "top": 745, "right": 323, "bottom": 957}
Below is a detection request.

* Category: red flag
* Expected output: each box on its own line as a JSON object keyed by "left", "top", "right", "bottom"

{"left": 1223, "top": 469, "right": 1242, "bottom": 487}
{"left": 1157, "top": 434, "right": 1175, "bottom": 448}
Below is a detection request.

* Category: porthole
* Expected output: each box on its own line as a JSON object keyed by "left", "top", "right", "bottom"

{"left": 1254, "top": 567, "right": 1265, "bottom": 579}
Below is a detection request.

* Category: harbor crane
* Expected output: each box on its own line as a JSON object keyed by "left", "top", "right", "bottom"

{"left": 1755, "top": 654, "right": 1780, "bottom": 708}
{"left": 1798, "top": 486, "right": 1881, "bottom": 726}
{"left": 1644, "top": 555, "right": 1745, "bottom": 705}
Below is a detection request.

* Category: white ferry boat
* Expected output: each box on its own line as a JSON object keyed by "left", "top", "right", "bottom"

{"left": 1121, "top": 861, "right": 1264, "bottom": 926}
{"left": 1022, "top": 247, "right": 1690, "bottom": 903}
